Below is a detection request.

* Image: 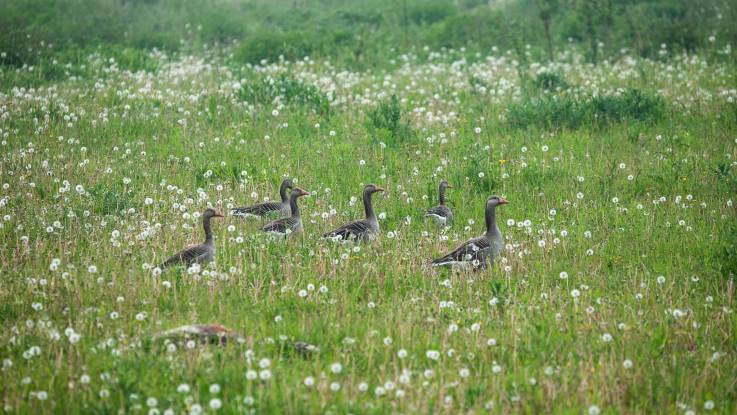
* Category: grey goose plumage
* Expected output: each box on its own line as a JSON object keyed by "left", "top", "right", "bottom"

{"left": 432, "top": 196, "right": 508, "bottom": 269}
{"left": 261, "top": 187, "right": 310, "bottom": 236}
{"left": 323, "top": 184, "right": 385, "bottom": 242}
{"left": 159, "top": 208, "right": 224, "bottom": 269}
{"left": 231, "top": 179, "right": 293, "bottom": 218}
{"left": 425, "top": 180, "right": 453, "bottom": 225}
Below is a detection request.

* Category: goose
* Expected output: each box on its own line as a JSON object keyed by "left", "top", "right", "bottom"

{"left": 425, "top": 180, "right": 453, "bottom": 225}
{"left": 323, "top": 184, "right": 385, "bottom": 242}
{"left": 158, "top": 208, "right": 224, "bottom": 269}
{"left": 261, "top": 187, "right": 310, "bottom": 236}
{"left": 231, "top": 179, "right": 293, "bottom": 218}
{"left": 153, "top": 324, "right": 237, "bottom": 345}
{"left": 432, "top": 196, "right": 508, "bottom": 269}
{"left": 153, "top": 324, "right": 319, "bottom": 353}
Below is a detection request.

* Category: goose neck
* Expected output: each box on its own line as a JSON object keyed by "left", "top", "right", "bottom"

{"left": 363, "top": 189, "right": 376, "bottom": 220}
{"left": 203, "top": 215, "right": 214, "bottom": 244}
{"left": 485, "top": 205, "right": 498, "bottom": 237}
{"left": 289, "top": 193, "right": 301, "bottom": 218}
{"left": 279, "top": 181, "right": 290, "bottom": 203}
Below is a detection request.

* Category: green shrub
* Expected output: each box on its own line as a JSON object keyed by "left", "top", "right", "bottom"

{"left": 364, "top": 95, "right": 414, "bottom": 146}
{"left": 407, "top": 0, "right": 457, "bottom": 25}
{"left": 237, "top": 30, "right": 325, "bottom": 64}
{"left": 715, "top": 221, "right": 737, "bottom": 278}
{"left": 238, "top": 75, "right": 331, "bottom": 117}
{"left": 507, "top": 89, "right": 664, "bottom": 130}
{"left": 0, "top": 23, "right": 37, "bottom": 67}
{"left": 507, "top": 95, "right": 585, "bottom": 130}
{"left": 426, "top": 11, "right": 509, "bottom": 50}
{"left": 103, "top": 46, "right": 160, "bottom": 72}
{"left": 591, "top": 89, "right": 664, "bottom": 124}
{"left": 456, "top": 151, "right": 498, "bottom": 195}
{"left": 534, "top": 71, "right": 569, "bottom": 92}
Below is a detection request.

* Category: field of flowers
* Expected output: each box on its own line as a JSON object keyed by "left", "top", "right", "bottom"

{"left": 1, "top": 43, "right": 736, "bottom": 414}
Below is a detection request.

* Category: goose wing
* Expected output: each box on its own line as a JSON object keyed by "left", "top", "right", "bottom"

{"left": 432, "top": 236, "right": 489, "bottom": 266}
{"left": 262, "top": 217, "right": 298, "bottom": 234}
{"left": 426, "top": 205, "right": 451, "bottom": 218}
{"left": 153, "top": 324, "right": 236, "bottom": 345}
{"left": 231, "top": 201, "right": 283, "bottom": 217}
{"left": 160, "top": 243, "right": 210, "bottom": 269}
{"left": 323, "top": 219, "right": 373, "bottom": 241}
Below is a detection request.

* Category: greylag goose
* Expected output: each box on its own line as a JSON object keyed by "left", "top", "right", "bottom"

{"left": 153, "top": 324, "right": 319, "bottom": 353}
{"left": 231, "top": 179, "right": 293, "bottom": 218}
{"left": 158, "top": 208, "right": 224, "bottom": 269}
{"left": 425, "top": 180, "right": 453, "bottom": 225}
{"left": 432, "top": 196, "right": 508, "bottom": 269}
{"left": 261, "top": 187, "right": 310, "bottom": 236}
{"left": 323, "top": 184, "right": 385, "bottom": 242}
{"left": 153, "top": 324, "right": 237, "bottom": 345}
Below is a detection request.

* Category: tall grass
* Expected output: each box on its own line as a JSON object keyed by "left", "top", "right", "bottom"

{"left": 0, "top": 2, "right": 736, "bottom": 414}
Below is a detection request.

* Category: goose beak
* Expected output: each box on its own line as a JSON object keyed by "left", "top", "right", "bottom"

{"left": 446, "top": 184, "right": 453, "bottom": 188}
{"left": 213, "top": 211, "right": 225, "bottom": 217}
{"left": 300, "top": 189, "right": 311, "bottom": 197}
{"left": 375, "top": 186, "right": 386, "bottom": 193}
{"left": 498, "top": 198, "right": 509, "bottom": 205}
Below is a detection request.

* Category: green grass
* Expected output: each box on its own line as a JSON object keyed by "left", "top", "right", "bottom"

{"left": 2, "top": 0, "right": 737, "bottom": 77}
{"left": 0, "top": 42, "right": 736, "bottom": 414}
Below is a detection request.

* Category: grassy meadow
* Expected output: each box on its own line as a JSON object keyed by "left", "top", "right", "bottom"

{"left": 2, "top": 0, "right": 737, "bottom": 414}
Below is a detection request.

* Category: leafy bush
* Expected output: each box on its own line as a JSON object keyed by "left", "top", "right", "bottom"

{"left": 534, "top": 71, "right": 569, "bottom": 92}
{"left": 237, "top": 31, "right": 325, "bottom": 64}
{"left": 238, "top": 75, "right": 331, "bottom": 117}
{"left": 453, "top": 150, "right": 498, "bottom": 195}
{"left": 507, "top": 96, "right": 585, "bottom": 130}
{"left": 507, "top": 89, "right": 664, "bottom": 130}
{"left": 591, "top": 89, "right": 664, "bottom": 124}
{"left": 407, "top": 0, "right": 457, "bottom": 25}
{"left": 364, "top": 95, "right": 414, "bottom": 146}
{"left": 715, "top": 222, "right": 737, "bottom": 278}
{"left": 0, "top": 22, "right": 37, "bottom": 67}
{"left": 102, "top": 46, "right": 160, "bottom": 72}
{"left": 425, "top": 10, "right": 512, "bottom": 50}
{"left": 3, "top": 0, "right": 736, "bottom": 71}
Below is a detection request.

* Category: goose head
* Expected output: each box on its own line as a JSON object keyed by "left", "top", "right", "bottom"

{"left": 486, "top": 195, "right": 509, "bottom": 208}
{"left": 203, "top": 208, "right": 225, "bottom": 218}
{"left": 364, "top": 184, "right": 386, "bottom": 194}
{"left": 291, "top": 187, "right": 310, "bottom": 198}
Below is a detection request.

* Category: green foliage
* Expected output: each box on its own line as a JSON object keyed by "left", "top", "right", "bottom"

{"left": 456, "top": 150, "right": 498, "bottom": 195}
{"left": 364, "top": 94, "right": 414, "bottom": 146}
{"left": 87, "top": 184, "right": 133, "bottom": 217}
{"left": 406, "top": 0, "right": 457, "bottom": 25}
{"left": 591, "top": 89, "right": 664, "bottom": 125}
{"left": 237, "top": 31, "right": 323, "bottom": 64}
{"left": 712, "top": 161, "right": 737, "bottom": 194}
{"left": 718, "top": 225, "right": 737, "bottom": 278}
{"left": 519, "top": 163, "right": 559, "bottom": 189}
{"left": 3, "top": 0, "right": 735, "bottom": 72}
{"left": 1, "top": 2, "right": 737, "bottom": 414}
{"left": 507, "top": 89, "right": 664, "bottom": 130}
{"left": 237, "top": 75, "right": 331, "bottom": 117}
{"left": 103, "top": 46, "right": 160, "bottom": 72}
{"left": 626, "top": 1, "right": 703, "bottom": 56}
{"left": 425, "top": 10, "right": 513, "bottom": 50}
{"left": 534, "top": 71, "right": 569, "bottom": 92}
{"left": 195, "top": 165, "right": 247, "bottom": 187}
